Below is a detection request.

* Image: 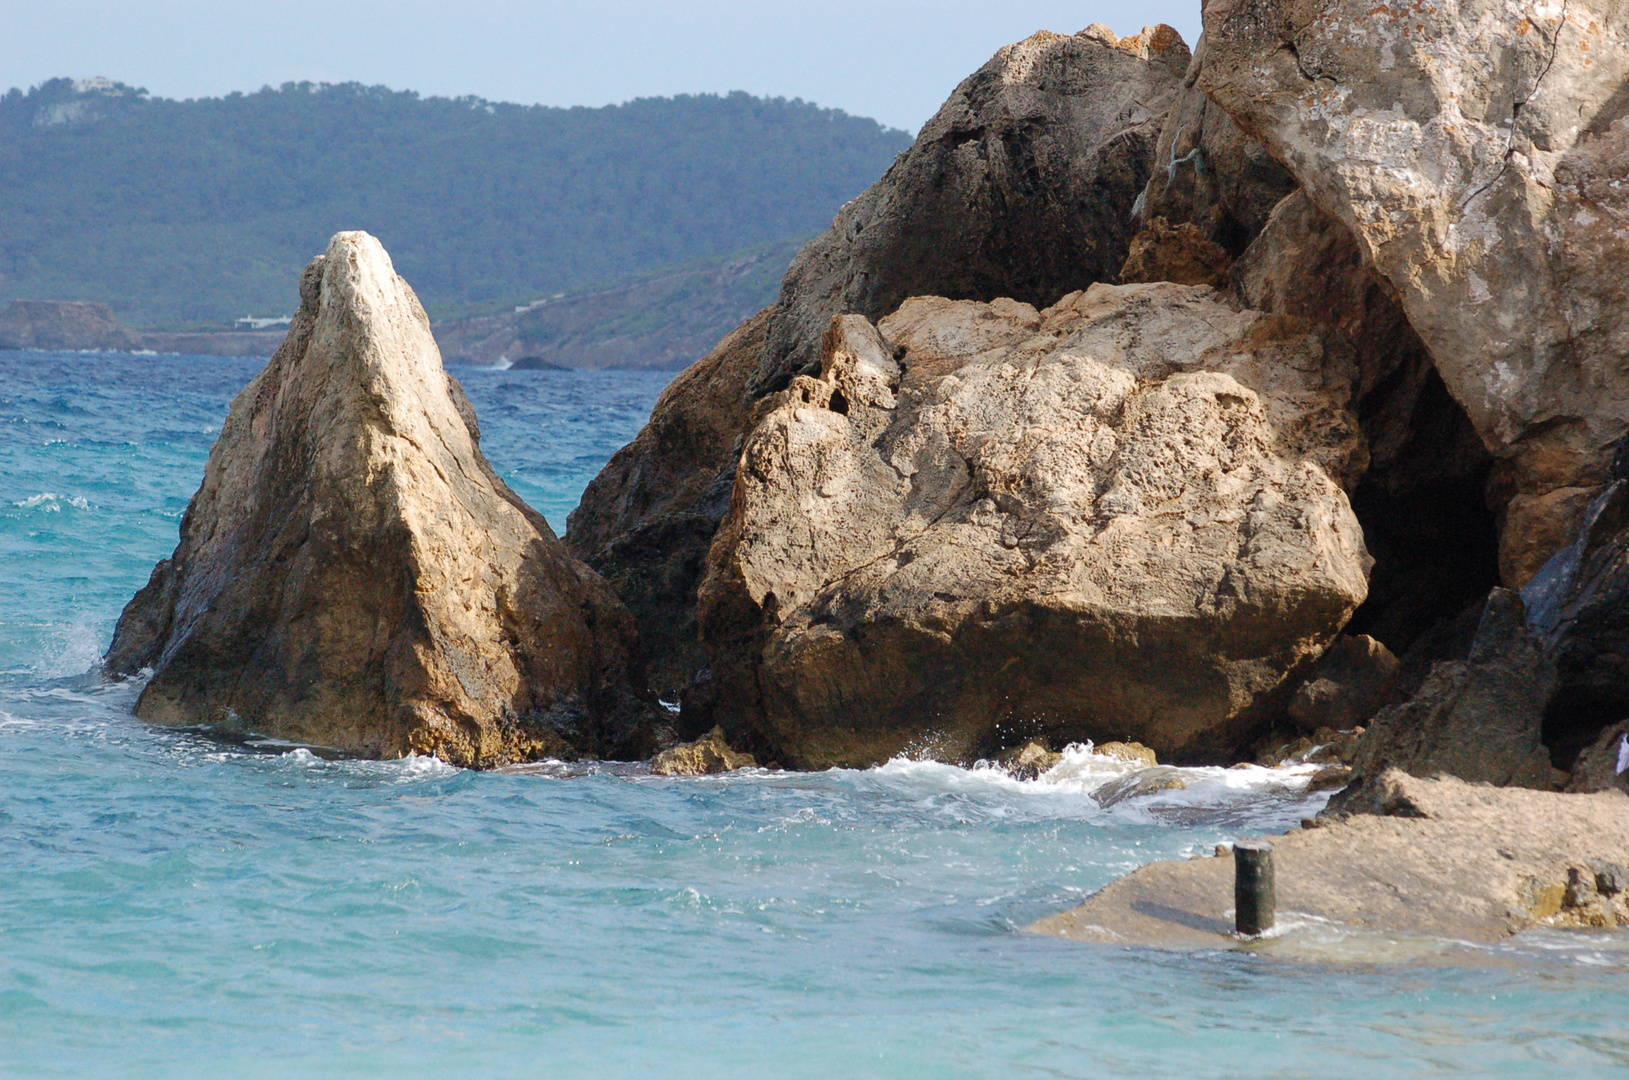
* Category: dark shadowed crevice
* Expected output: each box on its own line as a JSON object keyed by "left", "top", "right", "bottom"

{"left": 1344, "top": 362, "right": 1501, "bottom": 687}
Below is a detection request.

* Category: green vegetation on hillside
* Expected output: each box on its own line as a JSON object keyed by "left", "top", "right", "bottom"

{"left": 0, "top": 78, "right": 910, "bottom": 328}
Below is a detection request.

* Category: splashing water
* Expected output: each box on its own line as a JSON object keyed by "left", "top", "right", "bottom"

{"left": 1, "top": 350, "right": 1626, "bottom": 1078}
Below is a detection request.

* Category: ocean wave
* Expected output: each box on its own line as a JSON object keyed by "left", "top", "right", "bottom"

{"left": 11, "top": 492, "right": 91, "bottom": 512}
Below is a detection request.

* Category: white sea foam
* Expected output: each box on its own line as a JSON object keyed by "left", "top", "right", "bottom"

{"left": 267, "top": 746, "right": 464, "bottom": 781}
{"left": 12, "top": 491, "right": 91, "bottom": 511}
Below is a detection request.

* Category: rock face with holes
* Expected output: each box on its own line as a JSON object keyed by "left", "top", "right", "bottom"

{"left": 1197, "top": 0, "right": 1629, "bottom": 587}
{"left": 753, "top": 23, "right": 1190, "bottom": 397}
{"left": 695, "top": 285, "right": 1370, "bottom": 769}
{"left": 106, "top": 232, "right": 651, "bottom": 766}
{"left": 565, "top": 311, "right": 771, "bottom": 700}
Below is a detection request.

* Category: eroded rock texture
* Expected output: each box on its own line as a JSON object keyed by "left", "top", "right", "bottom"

{"left": 107, "top": 232, "right": 649, "bottom": 766}
{"left": 565, "top": 311, "right": 769, "bottom": 700}
{"left": 697, "top": 285, "right": 1369, "bottom": 768}
{"left": 1198, "top": 0, "right": 1629, "bottom": 586}
{"left": 1331, "top": 590, "right": 1562, "bottom": 811}
{"left": 753, "top": 24, "right": 1190, "bottom": 397}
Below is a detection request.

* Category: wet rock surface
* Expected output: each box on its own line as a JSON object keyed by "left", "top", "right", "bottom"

{"left": 1033, "top": 771, "right": 1629, "bottom": 947}
{"left": 107, "top": 232, "right": 651, "bottom": 766}
{"left": 696, "top": 284, "right": 1369, "bottom": 769}
{"left": 753, "top": 24, "right": 1189, "bottom": 397}
{"left": 649, "top": 725, "right": 757, "bottom": 776}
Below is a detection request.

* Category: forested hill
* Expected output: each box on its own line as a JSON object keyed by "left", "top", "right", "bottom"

{"left": 0, "top": 78, "right": 911, "bottom": 328}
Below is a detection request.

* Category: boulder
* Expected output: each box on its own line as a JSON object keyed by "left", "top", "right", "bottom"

{"left": 649, "top": 726, "right": 757, "bottom": 776}
{"left": 1329, "top": 590, "right": 1562, "bottom": 813}
{"left": 752, "top": 23, "right": 1190, "bottom": 397}
{"left": 1286, "top": 633, "right": 1398, "bottom": 731}
{"left": 106, "top": 232, "right": 650, "bottom": 766}
{"left": 696, "top": 283, "right": 1370, "bottom": 769}
{"left": 996, "top": 740, "right": 1062, "bottom": 780}
{"left": 565, "top": 311, "right": 770, "bottom": 700}
{"left": 1197, "top": 0, "right": 1629, "bottom": 586}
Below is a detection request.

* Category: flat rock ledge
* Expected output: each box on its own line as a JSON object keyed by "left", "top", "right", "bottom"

{"left": 1031, "top": 771, "right": 1629, "bottom": 950}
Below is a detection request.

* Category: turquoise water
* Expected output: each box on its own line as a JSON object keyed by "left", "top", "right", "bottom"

{"left": 1, "top": 350, "right": 1626, "bottom": 1078}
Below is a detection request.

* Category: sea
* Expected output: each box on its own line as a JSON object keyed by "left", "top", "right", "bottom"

{"left": 1, "top": 348, "right": 1626, "bottom": 1079}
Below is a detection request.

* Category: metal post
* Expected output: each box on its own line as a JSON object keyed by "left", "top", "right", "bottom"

{"left": 1234, "top": 840, "right": 1276, "bottom": 936}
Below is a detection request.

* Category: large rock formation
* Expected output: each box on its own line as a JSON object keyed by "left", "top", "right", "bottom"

{"left": 569, "top": 24, "right": 1196, "bottom": 703}
{"left": 564, "top": 311, "right": 769, "bottom": 699}
{"left": 107, "top": 232, "right": 651, "bottom": 766}
{"left": 696, "top": 284, "right": 1370, "bottom": 768}
{"left": 1197, "top": 0, "right": 1629, "bottom": 587}
{"left": 752, "top": 24, "right": 1190, "bottom": 397}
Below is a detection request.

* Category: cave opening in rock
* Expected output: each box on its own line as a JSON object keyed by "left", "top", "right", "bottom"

{"left": 1343, "top": 356, "right": 1501, "bottom": 686}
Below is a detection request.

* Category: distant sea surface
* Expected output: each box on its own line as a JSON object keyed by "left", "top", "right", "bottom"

{"left": 2, "top": 349, "right": 1626, "bottom": 1079}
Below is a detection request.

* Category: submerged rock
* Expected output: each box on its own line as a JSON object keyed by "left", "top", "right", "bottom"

{"left": 1198, "top": 0, "right": 1629, "bottom": 586}
{"left": 1092, "top": 767, "right": 1189, "bottom": 808}
{"left": 1034, "top": 771, "right": 1629, "bottom": 946}
{"left": 997, "top": 741, "right": 1063, "bottom": 780}
{"left": 107, "top": 232, "right": 650, "bottom": 766}
{"left": 696, "top": 284, "right": 1369, "bottom": 768}
{"left": 649, "top": 726, "right": 757, "bottom": 776}
{"left": 753, "top": 23, "right": 1189, "bottom": 397}
{"left": 565, "top": 311, "right": 770, "bottom": 700}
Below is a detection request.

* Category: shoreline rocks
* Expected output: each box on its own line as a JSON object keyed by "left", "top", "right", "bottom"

{"left": 695, "top": 284, "right": 1369, "bottom": 768}
{"left": 106, "top": 231, "right": 654, "bottom": 766}
{"left": 1033, "top": 771, "right": 1629, "bottom": 947}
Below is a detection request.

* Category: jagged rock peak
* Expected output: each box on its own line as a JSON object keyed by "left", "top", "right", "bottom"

{"left": 107, "top": 231, "right": 650, "bottom": 766}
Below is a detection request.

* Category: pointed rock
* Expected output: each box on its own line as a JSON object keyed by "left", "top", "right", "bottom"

{"left": 106, "top": 232, "right": 649, "bottom": 765}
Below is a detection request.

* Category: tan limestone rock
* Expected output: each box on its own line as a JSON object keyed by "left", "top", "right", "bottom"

{"left": 1118, "top": 217, "right": 1233, "bottom": 287}
{"left": 997, "top": 741, "right": 1063, "bottom": 780}
{"left": 106, "top": 232, "right": 649, "bottom": 766}
{"left": 1095, "top": 741, "right": 1159, "bottom": 767}
{"left": 649, "top": 726, "right": 757, "bottom": 776}
{"left": 697, "top": 283, "right": 1370, "bottom": 768}
{"left": 1197, "top": 0, "right": 1629, "bottom": 582}
{"left": 754, "top": 25, "right": 1189, "bottom": 396}
{"left": 1032, "top": 771, "right": 1629, "bottom": 947}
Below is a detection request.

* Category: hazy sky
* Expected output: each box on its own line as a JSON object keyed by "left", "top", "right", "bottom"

{"left": 2, "top": 1, "right": 1202, "bottom": 132}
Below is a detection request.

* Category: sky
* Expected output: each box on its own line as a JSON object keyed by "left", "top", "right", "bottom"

{"left": 1, "top": 1, "right": 1203, "bottom": 132}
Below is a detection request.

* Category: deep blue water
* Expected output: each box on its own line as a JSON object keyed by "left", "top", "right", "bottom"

{"left": 1, "top": 349, "right": 1626, "bottom": 1078}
